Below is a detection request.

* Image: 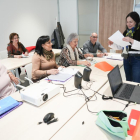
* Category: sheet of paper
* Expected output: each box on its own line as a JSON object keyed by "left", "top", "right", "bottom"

{"left": 79, "top": 59, "right": 98, "bottom": 66}
{"left": 59, "top": 68, "right": 79, "bottom": 75}
{"left": 108, "top": 30, "right": 131, "bottom": 47}
{"left": 22, "top": 54, "right": 29, "bottom": 58}
{"left": 105, "top": 54, "right": 123, "bottom": 60}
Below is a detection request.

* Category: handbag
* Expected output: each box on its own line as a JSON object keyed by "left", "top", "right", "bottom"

{"left": 96, "top": 110, "right": 129, "bottom": 139}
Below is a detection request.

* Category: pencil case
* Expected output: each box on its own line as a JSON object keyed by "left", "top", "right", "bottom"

{"left": 96, "top": 110, "right": 129, "bottom": 139}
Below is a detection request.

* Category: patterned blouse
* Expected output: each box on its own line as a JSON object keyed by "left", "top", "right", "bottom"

{"left": 58, "top": 47, "right": 85, "bottom": 67}
{"left": 7, "top": 43, "right": 28, "bottom": 58}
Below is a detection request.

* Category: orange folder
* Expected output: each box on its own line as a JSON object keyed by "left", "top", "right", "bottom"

{"left": 127, "top": 109, "right": 140, "bottom": 136}
{"left": 94, "top": 61, "right": 114, "bottom": 72}
{"left": 132, "top": 116, "right": 140, "bottom": 140}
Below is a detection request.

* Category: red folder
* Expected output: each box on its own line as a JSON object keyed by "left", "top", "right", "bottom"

{"left": 127, "top": 109, "right": 140, "bottom": 136}
{"left": 132, "top": 116, "right": 140, "bottom": 140}
{"left": 94, "top": 61, "right": 114, "bottom": 72}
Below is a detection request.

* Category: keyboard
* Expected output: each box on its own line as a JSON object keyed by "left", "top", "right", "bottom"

{"left": 119, "top": 84, "right": 135, "bottom": 99}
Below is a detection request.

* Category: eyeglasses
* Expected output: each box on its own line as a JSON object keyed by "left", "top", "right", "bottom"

{"left": 91, "top": 36, "right": 98, "bottom": 38}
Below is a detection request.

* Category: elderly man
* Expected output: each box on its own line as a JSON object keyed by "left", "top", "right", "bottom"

{"left": 83, "top": 32, "right": 107, "bottom": 57}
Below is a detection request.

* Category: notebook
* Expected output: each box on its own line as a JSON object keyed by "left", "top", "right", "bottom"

{"left": 0, "top": 96, "right": 19, "bottom": 115}
{"left": 108, "top": 65, "right": 140, "bottom": 104}
{"left": 45, "top": 73, "right": 72, "bottom": 82}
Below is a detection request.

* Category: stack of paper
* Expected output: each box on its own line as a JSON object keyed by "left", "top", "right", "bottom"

{"left": 105, "top": 54, "right": 123, "bottom": 61}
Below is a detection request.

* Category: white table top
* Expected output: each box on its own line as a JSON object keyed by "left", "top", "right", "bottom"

{"left": 51, "top": 81, "right": 140, "bottom": 140}
{"left": 93, "top": 56, "right": 123, "bottom": 67}
{"left": 0, "top": 49, "right": 61, "bottom": 70}
{"left": 0, "top": 54, "right": 126, "bottom": 140}
{"left": 0, "top": 66, "right": 108, "bottom": 140}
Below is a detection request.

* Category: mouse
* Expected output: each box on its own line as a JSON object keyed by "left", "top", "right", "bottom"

{"left": 43, "top": 113, "right": 54, "bottom": 123}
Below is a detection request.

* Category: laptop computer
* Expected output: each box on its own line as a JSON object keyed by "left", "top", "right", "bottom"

{"left": 108, "top": 65, "right": 140, "bottom": 104}
{"left": 0, "top": 96, "right": 19, "bottom": 115}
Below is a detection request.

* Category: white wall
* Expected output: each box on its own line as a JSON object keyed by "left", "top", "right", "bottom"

{"left": 58, "top": 0, "right": 78, "bottom": 44}
{"left": 77, "top": 0, "right": 99, "bottom": 47}
{"left": 0, "top": 0, "right": 58, "bottom": 51}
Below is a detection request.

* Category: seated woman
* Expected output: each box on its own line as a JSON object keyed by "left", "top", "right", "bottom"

{"left": 7, "top": 33, "right": 29, "bottom": 75}
{"left": 0, "top": 63, "right": 19, "bottom": 99}
{"left": 32, "top": 35, "right": 60, "bottom": 82}
{"left": 58, "top": 33, "right": 93, "bottom": 67}
{"left": 7, "top": 33, "right": 28, "bottom": 58}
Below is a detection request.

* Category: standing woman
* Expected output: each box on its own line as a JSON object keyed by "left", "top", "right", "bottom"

{"left": 7, "top": 33, "right": 28, "bottom": 58}
{"left": 109, "top": 12, "right": 140, "bottom": 83}
{"left": 32, "top": 36, "right": 60, "bottom": 82}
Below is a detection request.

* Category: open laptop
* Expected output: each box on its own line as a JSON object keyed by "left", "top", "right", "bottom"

{"left": 108, "top": 65, "right": 140, "bottom": 104}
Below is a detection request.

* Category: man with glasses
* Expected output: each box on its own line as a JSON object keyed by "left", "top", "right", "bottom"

{"left": 83, "top": 32, "right": 107, "bottom": 57}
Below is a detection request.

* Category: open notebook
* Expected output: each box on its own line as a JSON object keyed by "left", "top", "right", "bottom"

{"left": 45, "top": 73, "right": 73, "bottom": 82}
{"left": 58, "top": 67, "right": 79, "bottom": 75}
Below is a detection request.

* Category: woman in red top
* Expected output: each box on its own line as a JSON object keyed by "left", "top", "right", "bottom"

{"left": 7, "top": 33, "right": 28, "bottom": 58}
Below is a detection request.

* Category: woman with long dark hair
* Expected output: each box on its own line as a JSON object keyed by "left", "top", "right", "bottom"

{"left": 32, "top": 35, "right": 61, "bottom": 81}
{"left": 109, "top": 12, "right": 140, "bottom": 83}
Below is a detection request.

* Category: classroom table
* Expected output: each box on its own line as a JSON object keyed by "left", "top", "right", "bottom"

{"left": 0, "top": 49, "right": 61, "bottom": 70}
{"left": 51, "top": 81, "right": 140, "bottom": 140}
{"left": 0, "top": 49, "right": 61, "bottom": 78}
{"left": 93, "top": 53, "right": 123, "bottom": 67}
{"left": 0, "top": 66, "right": 108, "bottom": 140}
{"left": 87, "top": 54, "right": 123, "bottom": 77}
{"left": 0, "top": 55, "right": 126, "bottom": 140}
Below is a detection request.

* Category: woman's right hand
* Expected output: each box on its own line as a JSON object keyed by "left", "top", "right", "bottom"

{"left": 8, "top": 73, "right": 19, "bottom": 85}
{"left": 47, "top": 69, "right": 59, "bottom": 75}
{"left": 82, "top": 61, "right": 91, "bottom": 67}
{"left": 108, "top": 40, "right": 114, "bottom": 46}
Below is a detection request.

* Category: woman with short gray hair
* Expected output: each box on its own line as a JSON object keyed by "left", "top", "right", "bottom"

{"left": 58, "top": 33, "right": 93, "bottom": 67}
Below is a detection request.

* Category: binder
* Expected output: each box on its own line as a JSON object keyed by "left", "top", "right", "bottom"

{"left": 127, "top": 109, "right": 140, "bottom": 136}
{"left": 0, "top": 96, "right": 19, "bottom": 115}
